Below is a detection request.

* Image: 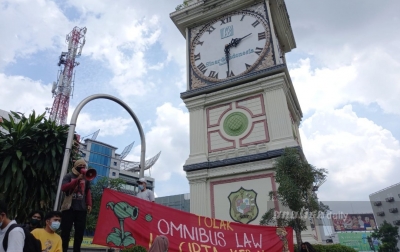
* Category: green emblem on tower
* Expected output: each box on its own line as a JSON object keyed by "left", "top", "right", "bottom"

{"left": 223, "top": 112, "right": 248, "bottom": 136}
{"left": 228, "top": 187, "right": 259, "bottom": 224}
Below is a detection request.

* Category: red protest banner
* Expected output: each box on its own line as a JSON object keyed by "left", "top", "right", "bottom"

{"left": 93, "top": 189, "right": 293, "bottom": 252}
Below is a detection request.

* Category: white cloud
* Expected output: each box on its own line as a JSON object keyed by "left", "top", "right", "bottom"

{"left": 0, "top": 73, "right": 53, "bottom": 114}
{"left": 290, "top": 49, "right": 400, "bottom": 116}
{"left": 287, "top": 0, "right": 400, "bottom": 116}
{"left": 64, "top": 0, "right": 163, "bottom": 98}
{"left": 300, "top": 105, "right": 400, "bottom": 201}
{"left": 346, "top": 49, "right": 400, "bottom": 115}
{"left": 0, "top": 0, "right": 69, "bottom": 68}
{"left": 0, "top": 0, "right": 186, "bottom": 100}
{"left": 289, "top": 58, "right": 357, "bottom": 114}
{"left": 287, "top": 0, "right": 400, "bottom": 68}
{"left": 127, "top": 102, "right": 189, "bottom": 182}
{"left": 75, "top": 112, "right": 132, "bottom": 137}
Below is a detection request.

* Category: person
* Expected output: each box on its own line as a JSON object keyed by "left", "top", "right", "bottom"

{"left": 136, "top": 178, "right": 155, "bottom": 202}
{"left": 372, "top": 238, "right": 380, "bottom": 250}
{"left": 343, "top": 215, "right": 352, "bottom": 229}
{"left": 0, "top": 200, "right": 25, "bottom": 252}
{"left": 370, "top": 219, "right": 377, "bottom": 229}
{"left": 364, "top": 216, "right": 371, "bottom": 229}
{"left": 31, "top": 211, "right": 62, "bottom": 252}
{"left": 300, "top": 242, "right": 316, "bottom": 252}
{"left": 60, "top": 158, "right": 92, "bottom": 252}
{"left": 351, "top": 216, "right": 359, "bottom": 229}
{"left": 24, "top": 210, "right": 44, "bottom": 231}
{"left": 149, "top": 235, "right": 169, "bottom": 252}
{"left": 357, "top": 215, "right": 364, "bottom": 229}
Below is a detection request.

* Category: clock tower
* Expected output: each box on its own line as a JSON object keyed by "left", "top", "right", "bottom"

{"left": 171, "top": 0, "right": 321, "bottom": 244}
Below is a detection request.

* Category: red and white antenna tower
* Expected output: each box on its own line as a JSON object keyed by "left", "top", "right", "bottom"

{"left": 49, "top": 26, "right": 87, "bottom": 125}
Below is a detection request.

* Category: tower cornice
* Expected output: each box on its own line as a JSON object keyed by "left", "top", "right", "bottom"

{"left": 170, "top": 0, "right": 296, "bottom": 53}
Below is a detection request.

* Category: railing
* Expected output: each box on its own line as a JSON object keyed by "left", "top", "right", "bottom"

{"left": 377, "top": 211, "right": 385, "bottom": 216}
{"left": 386, "top": 197, "right": 395, "bottom": 202}
{"left": 373, "top": 201, "right": 382, "bottom": 206}
{"left": 369, "top": 181, "right": 400, "bottom": 196}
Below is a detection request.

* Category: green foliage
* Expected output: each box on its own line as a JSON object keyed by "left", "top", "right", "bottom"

{"left": 121, "top": 245, "right": 147, "bottom": 252}
{"left": 175, "top": 0, "right": 189, "bottom": 10}
{"left": 260, "top": 208, "right": 289, "bottom": 227}
{"left": 372, "top": 220, "right": 399, "bottom": 252}
{"left": 294, "top": 244, "right": 357, "bottom": 252}
{"left": 0, "top": 111, "right": 72, "bottom": 222}
{"left": 262, "top": 148, "right": 329, "bottom": 251}
{"left": 86, "top": 177, "right": 126, "bottom": 232}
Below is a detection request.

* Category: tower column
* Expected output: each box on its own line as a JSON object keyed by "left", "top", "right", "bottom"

{"left": 262, "top": 80, "right": 298, "bottom": 150}
{"left": 185, "top": 96, "right": 208, "bottom": 166}
{"left": 187, "top": 170, "right": 209, "bottom": 216}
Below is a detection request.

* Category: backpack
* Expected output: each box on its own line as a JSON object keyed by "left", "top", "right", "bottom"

{"left": 2, "top": 224, "right": 42, "bottom": 252}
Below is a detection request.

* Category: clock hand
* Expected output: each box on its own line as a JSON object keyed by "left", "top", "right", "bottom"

{"left": 227, "top": 33, "right": 252, "bottom": 48}
{"left": 224, "top": 44, "right": 231, "bottom": 74}
{"left": 224, "top": 33, "right": 251, "bottom": 74}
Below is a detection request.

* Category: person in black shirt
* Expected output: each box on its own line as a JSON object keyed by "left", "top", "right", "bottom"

{"left": 23, "top": 210, "right": 44, "bottom": 231}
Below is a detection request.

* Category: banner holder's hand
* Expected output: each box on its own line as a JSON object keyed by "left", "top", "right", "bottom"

{"left": 87, "top": 205, "right": 92, "bottom": 214}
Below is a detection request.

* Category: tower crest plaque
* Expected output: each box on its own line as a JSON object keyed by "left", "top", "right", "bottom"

{"left": 228, "top": 187, "right": 259, "bottom": 224}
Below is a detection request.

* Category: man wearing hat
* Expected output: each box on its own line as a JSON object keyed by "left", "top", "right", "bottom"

{"left": 60, "top": 158, "right": 92, "bottom": 252}
{"left": 136, "top": 178, "right": 155, "bottom": 202}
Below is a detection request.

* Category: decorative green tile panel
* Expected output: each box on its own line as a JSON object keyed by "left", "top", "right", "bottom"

{"left": 223, "top": 112, "right": 249, "bottom": 136}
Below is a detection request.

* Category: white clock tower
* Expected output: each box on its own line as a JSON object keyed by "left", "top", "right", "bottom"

{"left": 171, "top": 0, "right": 321, "bottom": 244}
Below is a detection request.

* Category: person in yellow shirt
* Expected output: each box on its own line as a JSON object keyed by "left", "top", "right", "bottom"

{"left": 31, "top": 211, "right": 62, "bottom": 252}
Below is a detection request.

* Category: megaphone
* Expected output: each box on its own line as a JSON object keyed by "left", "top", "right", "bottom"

{"left": 80, "top": 168, "right": 97, "bottom": 181}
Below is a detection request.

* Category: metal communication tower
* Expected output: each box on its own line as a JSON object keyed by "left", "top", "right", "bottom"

{"left": 49, "top": 26, "right": 87, "bottom": 125}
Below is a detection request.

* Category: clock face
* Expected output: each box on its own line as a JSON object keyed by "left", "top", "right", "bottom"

{"left": 190, "top": 10, "right": 271, "bottom": 83}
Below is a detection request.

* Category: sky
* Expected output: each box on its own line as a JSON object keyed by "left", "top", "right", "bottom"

{"left": 1, "top": 0, "right": 399, "bottom": 210}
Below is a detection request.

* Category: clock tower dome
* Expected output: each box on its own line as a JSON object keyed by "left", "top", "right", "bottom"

{"left": 171, "top": 0, "right": 321, "bottom": 244}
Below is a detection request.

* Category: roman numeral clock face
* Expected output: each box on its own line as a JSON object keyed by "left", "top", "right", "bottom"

{"left": 190, "top": 10, "right": 271, "bottom": 83}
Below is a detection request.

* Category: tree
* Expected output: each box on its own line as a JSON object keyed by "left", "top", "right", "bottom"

{"left": 261, "top": 147, "right": 329, "bottom": 251}
{"left": 371, "top": 221, "right": 399, "bottom": 252}
{"left": 86, "top": 176, "right": 126, "bottom": 233}
{"left": 0, "top": 111, "right": 77, "bottom": 222}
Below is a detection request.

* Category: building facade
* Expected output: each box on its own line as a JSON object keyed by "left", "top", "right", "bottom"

{"left": 0, "top": 109, "right": 9, "bottom": 133}
{"left": 170, "top": 0, "right": 322, "bottom": 244}
{"left": 155, "top": 193, "right": 190, "bottom": 212}
{"left": 369, "top": 182, "right": 400, "bottom": 249}
{"left": 80, "top": 139, "right": 120, "bottom": 184}
{"left": 79, "top": 138, "right": 155, "bottom": 195}
{"left": 0, "top": 109, "right": 20, "bottom": 133}
{"left": 0, "top": 109, "right": 9, "bottom": 122}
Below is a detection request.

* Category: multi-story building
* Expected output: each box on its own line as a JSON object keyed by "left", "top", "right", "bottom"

{"left": 79, "top": 138, "right": 158, "bottom": 195}
{"left": 0, "top": 109, "right": 8, "bottom": 133}
{"left": 80, "top": 139, "right": 121, "bottom": 183}
{"left": 155, "top": 193, "right": 190, "bottom": 212}
{"left": 0, "top": 109, "right": 9, "bottom": 121}
{"left": 119, "top": 169, "right": 155, "bottom": 195}
{"left": 369, "top": 182, "right": 400, "bottom": 249}
{"left": 0, "top": 109, "right": 20, "bottom": 133}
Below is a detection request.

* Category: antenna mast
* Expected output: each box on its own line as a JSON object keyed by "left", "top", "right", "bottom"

{"left": 49, "top": 26, "right": 87, "bottom": 125}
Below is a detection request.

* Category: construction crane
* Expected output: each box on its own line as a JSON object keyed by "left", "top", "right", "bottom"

{"left": 49, "top": 26, "right": 87, "bottom": 125}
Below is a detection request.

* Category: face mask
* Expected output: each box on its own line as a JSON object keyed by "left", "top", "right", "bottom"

{"left": 30, "top": 218, "right": 40, "bottom": 226}
{"left": 138, "top": 185, "right": 144, "bottom": 190}
{"left": 50, "top": 221, "right": 60, "bottom": 231}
